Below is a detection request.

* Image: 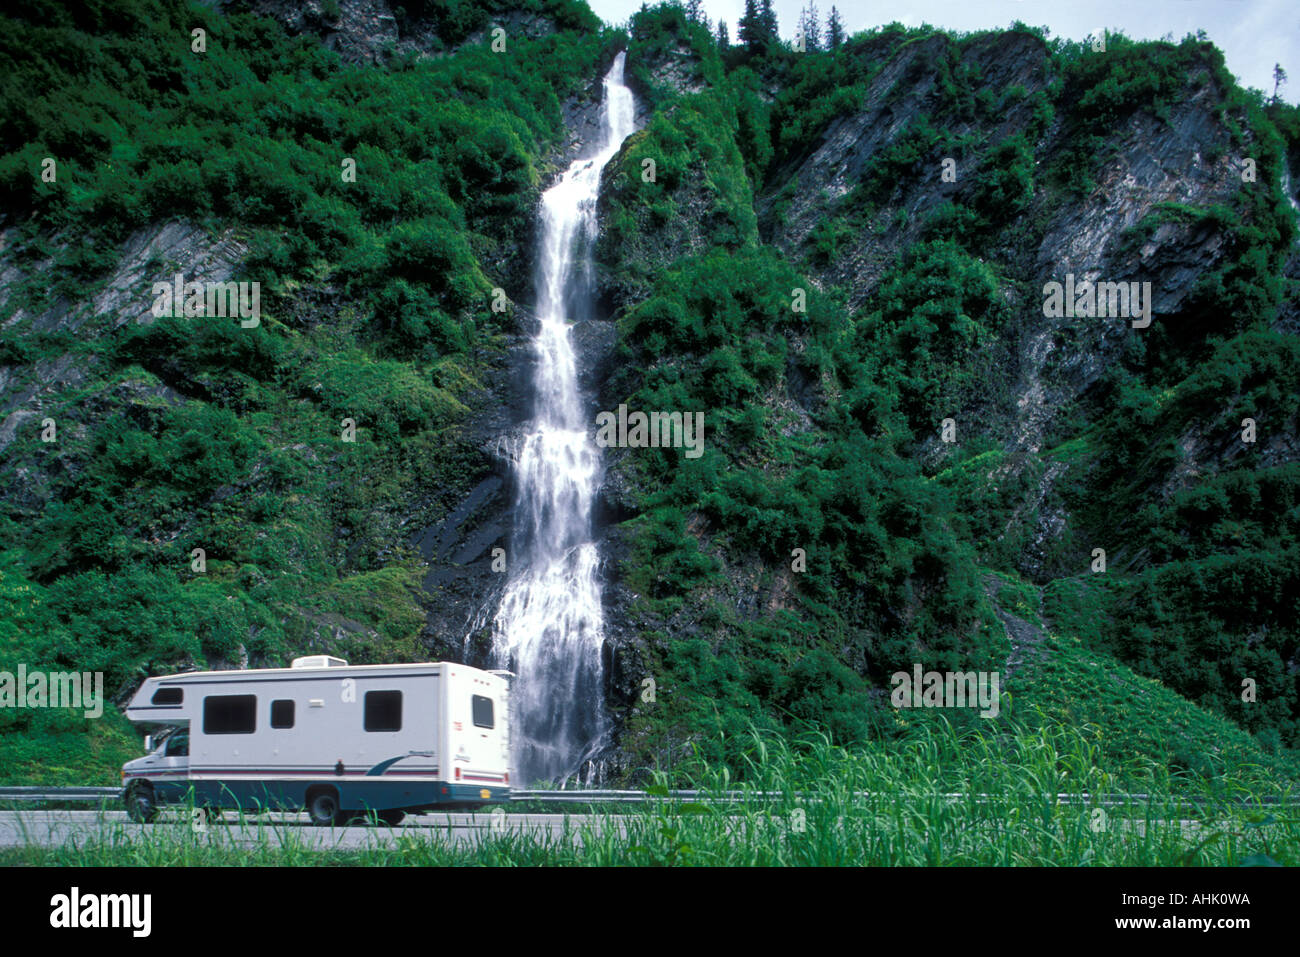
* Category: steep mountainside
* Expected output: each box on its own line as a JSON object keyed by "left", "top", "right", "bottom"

{"left": 590, "top": 9, "right": 1299, "bottom": 774}
{"left": 0, "top": 0, "right": 1297, "bottom": 786}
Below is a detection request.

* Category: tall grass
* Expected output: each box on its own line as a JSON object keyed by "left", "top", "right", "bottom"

{"left": 2, "top": 720, "right": 1294, "bottom": 866}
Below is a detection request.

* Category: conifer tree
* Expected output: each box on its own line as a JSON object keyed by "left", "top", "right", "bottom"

{"left": 826, "top": 5, "right": 844, "bottom": 49}
{"left": 759, "top": 0, "right": 778, "bottom": 44}
{"left": 739, "top": 0, "right": 762, "bottom": 50}
{"left": 798, "top": 2, "right": 822, "bottom": 52}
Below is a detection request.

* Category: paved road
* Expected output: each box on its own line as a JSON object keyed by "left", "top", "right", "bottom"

{"left": 0, "top": 809, "right": 632, "bottom": 849}
{"left": 2, "top": 807, "right": 1218, "bottom": 852}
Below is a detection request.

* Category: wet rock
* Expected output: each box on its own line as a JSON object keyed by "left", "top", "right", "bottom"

{"left": 236, "top": 0, "right": 559, "bottom": 65}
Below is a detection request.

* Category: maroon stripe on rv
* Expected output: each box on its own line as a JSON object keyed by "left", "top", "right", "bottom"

{"left": 126, "top": 768, "right": 440, "bottom": 778}
{"left": 123, "top": 768, "right": 512, "bottom": 782}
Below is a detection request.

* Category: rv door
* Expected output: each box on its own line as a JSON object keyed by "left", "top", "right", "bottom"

{"left": 160, "top": 729, "right": 190, "bottom": 774}
{"left": 134, "top": 729, "right": 189, "bottom": 791}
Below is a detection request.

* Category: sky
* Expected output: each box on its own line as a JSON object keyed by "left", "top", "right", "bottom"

{"left": 587, "top": 0, "right": 1300, "bottom": 105}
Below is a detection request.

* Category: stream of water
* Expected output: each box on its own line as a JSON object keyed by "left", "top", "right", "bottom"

{"left": 489, "top": 52, "right": 636, "bottom": 786}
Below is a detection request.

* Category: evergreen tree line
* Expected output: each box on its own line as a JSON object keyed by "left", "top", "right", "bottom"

{"left": 677, "top": 0, "right": 845, "bottom": 53}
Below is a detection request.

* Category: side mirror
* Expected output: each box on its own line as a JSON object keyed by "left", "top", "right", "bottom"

{"left": 144, "top": 734, "right": 153, "bottom": 753}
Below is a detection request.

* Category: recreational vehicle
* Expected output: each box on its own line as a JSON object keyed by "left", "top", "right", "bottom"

{"left": 121, "top": 656, "right": 511, "bottom": 825}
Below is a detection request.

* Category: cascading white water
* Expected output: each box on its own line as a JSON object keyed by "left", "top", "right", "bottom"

{"left": 490, "top": 53, "right": 637, "bottom": 786}
{"left": 1284, "top": 168, "right": 1300, "bottom": 224}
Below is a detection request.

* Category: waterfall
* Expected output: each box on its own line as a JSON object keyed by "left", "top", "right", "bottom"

{"left": 1284, "top": 167, "right": 1300, "bottom": 231}
{"left": 490, "top": 52, "right": 637, "bottom": 786}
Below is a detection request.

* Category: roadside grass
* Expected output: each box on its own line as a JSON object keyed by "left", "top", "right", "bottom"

{"left": 1, "top": 719, "right": 1295, "bottom": 865}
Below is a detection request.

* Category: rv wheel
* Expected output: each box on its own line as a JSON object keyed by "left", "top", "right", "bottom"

{"left": 307, "top": 789, "right": 341, "bottom": 826}
{"left": 378, "top": 810, "right": 405, "bottom": 827}
{"left": 125, "top": 784, "right": 158, "bottom": 824}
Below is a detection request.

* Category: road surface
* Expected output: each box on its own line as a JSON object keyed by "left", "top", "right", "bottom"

{"left": 0, "top": 809, "right": 631, "bottom": 849}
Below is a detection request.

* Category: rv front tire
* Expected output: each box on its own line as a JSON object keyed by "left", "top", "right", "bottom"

{"left": 125, "top": 783, "right": 158, "bottom": 824}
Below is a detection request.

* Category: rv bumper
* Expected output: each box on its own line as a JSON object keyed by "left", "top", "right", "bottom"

{"left": 442, "top": 784, "right": 510, "bottom": 805}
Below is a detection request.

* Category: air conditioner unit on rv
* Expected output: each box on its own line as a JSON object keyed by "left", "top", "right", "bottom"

{"left": 290, "top": 655, "right": 348, "bottom": 669}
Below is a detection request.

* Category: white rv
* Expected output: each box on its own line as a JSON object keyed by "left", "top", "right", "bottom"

{"left": 121, "top": 656, "right": 511, "bottom": 825}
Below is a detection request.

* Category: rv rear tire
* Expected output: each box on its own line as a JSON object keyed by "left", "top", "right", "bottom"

{"left": 307, "top": 789, "right": 341, "bottom": 826}
{"left": 378, "top": 809, "right": 405, "bottom": 827}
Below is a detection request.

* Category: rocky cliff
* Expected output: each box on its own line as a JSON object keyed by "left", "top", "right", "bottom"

{"left": 586, "top": 11, "right": 1300, "bottom": 773}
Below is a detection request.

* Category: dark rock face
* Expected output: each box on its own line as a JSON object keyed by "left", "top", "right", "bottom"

{"left": 631, "top": 39, "right": 708, "bottom": 101}
{"left": 232, "top": 0, "right": 557, "bottom": 65}
{"left": 1275, "top": 243, "right": 1300, "bottom": 336}
{"left": 591, "top": 36, "right": 735, "bottom": 317}
{"left": 761, "top": 32, "right": 1052, "bottom": 309}
{"left": 755, "top": 30, "right": 1286, "bottom": 584}
{"left": 997, "top": 81, "right": 1258, "bottom": 580}
{"left": 570, "top": 317, "right": 618, "bottom": 398}
{"left": 592, "top": 131, "right": 753, "bottom": 317}
{"left": 233, "top": 0, "right": 399, "bottom": 63}
{"left": 1, "top": 222, "right": 247, "bottom": 339}
{"left": 0, "top": 221, "right": 243, "bottom": 496}
{"left": 560, "top": 94, "right": 607, "bottom": 169}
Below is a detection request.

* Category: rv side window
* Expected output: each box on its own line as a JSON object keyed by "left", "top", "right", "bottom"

{"left": 364, "top": 691, "right": 402, "bottom": 732}
{"left": 151, "top": 687, "right": 182, "bottom": 705}
{"left": 203, "top": 695, "right": 256, "bottom": 735}
{"left": 472, "top": 695, "right": 494, "bottom": 729}
{"left": 270, "top": 699, "right": 294, "bottom": 729}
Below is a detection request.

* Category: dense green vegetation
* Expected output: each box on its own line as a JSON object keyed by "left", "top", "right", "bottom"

{"left": 598, "top": 4, "right": 1300, "bottom": 778}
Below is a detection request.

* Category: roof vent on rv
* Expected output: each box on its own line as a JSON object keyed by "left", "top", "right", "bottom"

{"left": 290, "top": 655, "right": 348, "bottom": 669}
